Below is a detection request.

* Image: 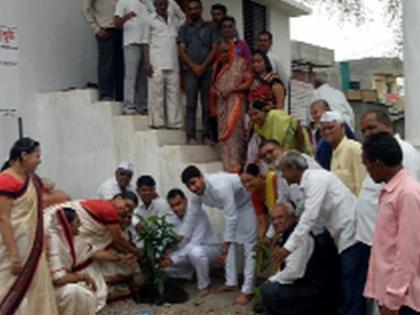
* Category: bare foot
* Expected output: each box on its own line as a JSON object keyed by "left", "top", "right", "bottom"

{"left": 213, "top": 284, "right": 238, "bottom": 294}
{"left": 233, "top": 292, "right": 252, "bottom": 305}
{"left": 101, "top": 96, "right": 114, "bottom": 101}
{"left": 197, "top": 287, "right": 210, "bottom": 298}
{"left": 204, "top": 138, "right": 216, "bottom": 147}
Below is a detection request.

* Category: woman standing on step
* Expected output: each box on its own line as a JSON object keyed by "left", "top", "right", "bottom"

{"left": 209, "top": 40, "right": 253, "bottom": 173}
{"left": 0, "top": 137, "right": 58, "bottom": 314}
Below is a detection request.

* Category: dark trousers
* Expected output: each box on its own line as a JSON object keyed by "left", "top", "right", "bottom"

{"left": 260, "top": 281, "right": 319, "bottom": 315}
{"left": 339, "top": 242, "right": 366, "bottom": 315}
{"left": 400, "top": 306, "right": 420, "bottom": 315}
{"left": 184, "top": 68, "right": 212, "bottom": 141}
{"left": 96, "top": 28, "right": 124, "bottom": 101}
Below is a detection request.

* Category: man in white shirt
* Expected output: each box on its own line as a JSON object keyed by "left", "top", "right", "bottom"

{"left": 143, "top": 0, "right": 183, "bottom": 129}
{"left": 276, "top": 150, "right": 365, "bottom": 315}
{"left": 181, "top": 165, "right": 257, "bottom": 305}
{"left": 356, "top": 110, "right": 420, "bottom": 314}
{"left": 160, "top": 189, "right": 220, "bottom": 297}
{"left": 98, "top": 162, "right": 135, "bottom": 199}
{"left": 256, "top": 30, "right": 288, "bottom": 87}
{"left": 145, "top": 0, "right": 185, "bottom": 27}
{"left": 311, "top": 73, "right": 355, "bottom": 131}
{"left": 115, "top": 0, "right": 149, "bottom": 114}
{"left": 260, "top": 202, "right": 340, "bottom": 315}
{"left": 131, "top": 175, "right": 169, "bottom": 229}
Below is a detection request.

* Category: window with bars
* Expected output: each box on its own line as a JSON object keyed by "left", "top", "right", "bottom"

{"left": 242, "top": 0, "right": 268, "bottom": 51}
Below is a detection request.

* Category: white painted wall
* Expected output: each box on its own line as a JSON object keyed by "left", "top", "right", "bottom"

{"left": 269, "top": 9, "right": 291, "bottom": 79}
{"left": 0, "top": 0, "right": 96, "bottom": 159}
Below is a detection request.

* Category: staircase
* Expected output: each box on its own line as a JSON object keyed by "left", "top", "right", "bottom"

{"left": 33, "top": 88, "right": 224, "bottom": 200}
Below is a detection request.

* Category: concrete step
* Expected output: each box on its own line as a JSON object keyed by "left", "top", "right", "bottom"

{"left": 92, "top": 101, "right": 123, "bottom": 115}
{"left": 195, "top": 161, "right": 224, "bottom": 173}
{"left": 178, "top": 145, "right": 220, "bottom": 163}
{"left": 155, "top": 129, "right": 186, "bottom": 146}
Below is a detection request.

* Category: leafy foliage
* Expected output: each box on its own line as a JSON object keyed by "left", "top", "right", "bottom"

{"left": 135, "top": 214, "right": 178, "bottom": 295}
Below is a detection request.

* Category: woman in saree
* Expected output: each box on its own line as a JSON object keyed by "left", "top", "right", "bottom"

{"left": 0, "top": 138, "right": 58, "bottom": 315}
{"left": 209, "top": 40, "right": 253, "bottom": 173}
{"left": 46, "top": 206, "right": 136, "bottom": 314}
{"left": 248, "top": 50, "right": 286, "bottom": 110}
{"left": 247, "top": 101, "right": 313, "bottom": 159}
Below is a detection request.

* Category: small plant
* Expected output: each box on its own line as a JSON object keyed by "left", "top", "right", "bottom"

{"left": 135, "top": 214, "right": 178, "bottom": 296}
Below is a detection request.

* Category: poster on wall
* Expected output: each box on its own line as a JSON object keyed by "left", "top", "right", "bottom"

{"left": 0, "top": 24, "right": 20, "bottom": 158}
{"left": 0, "top": 24, "right": 19, "bottom": 114}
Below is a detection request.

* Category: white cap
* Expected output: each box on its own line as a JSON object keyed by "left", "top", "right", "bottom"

{"left": 117, "top": 161, "right": 134, "bottom": 172}
{"left": 320, "top": 111, "right": 344, "bottom": 123}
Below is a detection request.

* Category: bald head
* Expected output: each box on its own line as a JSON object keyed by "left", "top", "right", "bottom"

{"left": 271, "top": 202, "right": 296, "bottom": 233}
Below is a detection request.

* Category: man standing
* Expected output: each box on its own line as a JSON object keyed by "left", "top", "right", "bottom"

{"left": 276, "top": 150, "right": 365, "bottom": 315}
{"left": 114, "top": 0, "right": 149, "bottom": 114}
{"left": 362, "top": 132, "right": 420, "bottom": 315}
{"left": 161, "top": 189, "right": 220, "bottom": 297}
{"left": 311, "top": 73, "right": 355, "bottom": 131}
{"left": 220, "top": 16, "right": 252, "bottom": 65}
{"left": 143, "top": 0, "right": 183, "bottom": 129}
{"left": 83, "top": 0, "right": 124, "bottom": 101}
{"left": 320, "top": 111, "right": 366, "bottom": 195}
{"left": 98, "top": 162, "right": 134, "bottom": 199}
{"left": 181, "top": 166, "right": 257, "bottom": 305}
{"left": 257, "top": 30, "right": 288, "bottom": 86}
{"left": 356, "top": 110, "right": 420, "bottom": 314}
{"left": 177, "top": 0, "right": 219, "bottom": 145}
{"left": 210, "top": 3, "right": 227, "bottom": 29}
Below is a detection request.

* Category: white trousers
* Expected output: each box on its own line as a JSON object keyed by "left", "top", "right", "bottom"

{"left": 55, "top": 283, "right": 96, "bottom": 315}
{"left": 167, "top": 243, "right": 220, "bottom": 289}
{"left": 148, "top": 69, "right": 182, "bottom": 128}
{"left": 225, "top": 241, "right": 256, "bottom": 295}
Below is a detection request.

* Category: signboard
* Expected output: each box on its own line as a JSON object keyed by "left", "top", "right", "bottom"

{"left": 0, "top": 24, "right": 19, "bottom": 114}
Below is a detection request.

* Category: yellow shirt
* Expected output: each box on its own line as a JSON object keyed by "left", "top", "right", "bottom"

{"left": 331, "top": 137, "right": 367, "bottom": 196}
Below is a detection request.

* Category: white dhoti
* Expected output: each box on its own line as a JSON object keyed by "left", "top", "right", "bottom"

{"left": 55, "top": 283, "right": 96, "bottom": 315}
{"left": 166, "top": 243, "right": 220, "bottom": 289}
{"left": 148, "top": 69, "right": 182, "bottom": 128}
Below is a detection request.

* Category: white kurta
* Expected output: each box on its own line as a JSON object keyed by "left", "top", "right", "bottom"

{"left": 165, "top": 206, "right": 220, "bottom": 289}
{"left": 132, "top": 198, "right": 170, "bottom": 226}
{"left": 189, "top": 173, "right": 257, "bottom": 294}
{"left": 284, "top": 169, "right": 357, "bottom": 254}
{"left": 356, "top": 135, "right": 420, "bottom": 245}
{"left": 269, "top": 234, "right": 314, "bottom": 284}
{"left": 312, "top": 83, "right": 355, "bottom": 131}
{"left": 97, "top": 177, "right": 134, "bottom": 200}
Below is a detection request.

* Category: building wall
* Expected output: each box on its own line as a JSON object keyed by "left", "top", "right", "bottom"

{"left": 0, "top": 0, "right": 96, "bottom": 158}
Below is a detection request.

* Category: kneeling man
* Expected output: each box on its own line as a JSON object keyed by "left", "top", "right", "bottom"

{"left": 160, "top": 188, "right": 220, "bottom": 297}
{"left": 260, "top": 203, "right": 339, "bottom": 315}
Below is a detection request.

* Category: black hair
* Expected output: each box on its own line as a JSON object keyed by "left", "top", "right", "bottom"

{"left": 253, "top": 49, "right": 273, "bottom": 73}
{"left": 258, "top": 30, "right": 273, "bottom": 40}
{"left": 113, "top": 190, "right": 139, "bottom": 206}
{"left": 211, "top": 3, "right": 227, "bottom": 14}
{"left": 62, "top": 207, "right": 77, "bottom": 223}
{"left": 362, "top": 109, "right": 392, "bottom": 126}
{"left": 188, "top": 0, "right": 202, "bottom": 7}
{"left": 259, "top": 139, "right": 281, "bottom": 149}
{"left": 181, "top": 165, "right": 202, "bottom": 184}
{"left": 245, "top": 163, "right": 260, "bottom": 176}
{"left": 363, "top": 132, "right": 402, "bottom": 167}
{"left": 1, "top": 137, "right": 40, "bottom": 171}
{"left": 136, "top": 175, "right": 156, "bottom": 188}
{"left": 220, "top": 16, "right": 236, "bottom": 26}
{"left": 166, "top": 188, "right": 186, "bottom": 200}
{"left": 249, "top": 100, "right": 266, "bottom": 112}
